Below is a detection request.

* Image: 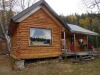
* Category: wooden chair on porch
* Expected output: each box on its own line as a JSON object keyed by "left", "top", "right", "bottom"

{"left": 70, "top": 44, "right": 75, "bottom": 53}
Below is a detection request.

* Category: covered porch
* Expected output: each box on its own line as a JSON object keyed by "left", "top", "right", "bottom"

{"left": 61, "top": 24, "right": 99, "bottom": 58}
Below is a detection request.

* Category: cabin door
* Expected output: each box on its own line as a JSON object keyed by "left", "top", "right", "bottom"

{"left": 70, "top": 36, "right": 75, "bottom": 52}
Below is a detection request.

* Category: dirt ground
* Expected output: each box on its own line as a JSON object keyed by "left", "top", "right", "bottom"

{"left": 0, "top": 55, "right": 100, "bottom": 75}
{"left": 0, "top": 55, "right": 12, "bottom": 75}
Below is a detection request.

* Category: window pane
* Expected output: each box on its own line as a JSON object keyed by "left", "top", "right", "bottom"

{"left": 30, "top": 28, "right": 51, "bottom": 45}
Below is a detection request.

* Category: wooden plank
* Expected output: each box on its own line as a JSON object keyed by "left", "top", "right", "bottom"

{"left": 20, "top": 52, "right": 62, "bottom": 59}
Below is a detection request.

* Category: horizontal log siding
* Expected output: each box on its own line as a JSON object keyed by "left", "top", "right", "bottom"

{"left": 10, "top": 23, "right": 22, "bottom": 59}
{"left": 10, "top": 30, "right": 18, "bottom": 59}
{"left": 15, "top": 8, "right": 65, "bottom": 59}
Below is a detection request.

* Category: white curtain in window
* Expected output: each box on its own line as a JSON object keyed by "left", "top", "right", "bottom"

{"left": 30, "top": 29, "right": 35, "bottom": 37}
{"left": 43, "top": 29, "right": 51, "bottom": 39}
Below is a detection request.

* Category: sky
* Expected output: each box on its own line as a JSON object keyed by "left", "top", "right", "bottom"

{"left": 14, "top": 0, "right": 87, "bottom": 16}
{"left": 0, "top": 0, "right": 97, "bottom": 16}
{"left": 44, "top": 0, "right": 87, "bottom": 16}
{"left": 13, "top": 0, "right": 90, "bottom": 16}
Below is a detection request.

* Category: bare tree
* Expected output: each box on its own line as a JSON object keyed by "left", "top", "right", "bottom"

{"left": 82, "top": 0, "right": 100, "bottom": 13}
{"left": 0, "top": 0, "right": 38, "bottom": 51}
{"left": 13, "top": 0, "right": 37, "bottom": 11}
{"left": 0, "top": 0, "right": 11, "bottom": 51}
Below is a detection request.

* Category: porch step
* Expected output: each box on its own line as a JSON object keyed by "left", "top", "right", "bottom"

{"left": 83, "top": 57, "right": 94, "bottom": 61}
{"left": 81, "top": 55, "right": 94, "bottom": 61}
{"left": 82, "top": 56, "right": 92, "bottom": 59}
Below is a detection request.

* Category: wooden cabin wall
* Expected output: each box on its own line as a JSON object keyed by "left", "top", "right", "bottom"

{"left": 10, "top": 30, "right": 19, "bottom": 59}
{"left": 11, "top": 8, "right": 66, "bottom": 60}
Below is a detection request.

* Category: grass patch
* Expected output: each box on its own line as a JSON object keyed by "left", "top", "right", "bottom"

{"left": 21, "top": 58, "right": 100, "bottom": 75}
{"left": 0, "top": 55, "right": 100, "bottom": 75}
{"left": 8, "top": 55, "right": 15, "bottom": 65}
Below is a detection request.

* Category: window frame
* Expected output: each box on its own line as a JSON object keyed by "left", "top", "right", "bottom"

{"left": 29, "top": 27, "right": 52, "bottom": 46}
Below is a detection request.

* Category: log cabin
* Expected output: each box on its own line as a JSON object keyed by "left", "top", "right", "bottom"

{"left": 8, "top": 0, "right": 99, "bottom": 61}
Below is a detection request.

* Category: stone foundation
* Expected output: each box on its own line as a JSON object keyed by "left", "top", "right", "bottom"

{"left": 15, "top": 60, "right": 25, "bottom": 70}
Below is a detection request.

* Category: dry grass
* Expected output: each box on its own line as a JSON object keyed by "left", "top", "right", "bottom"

{"left": 0, "top": 55, "right": 100, "bottom": 75}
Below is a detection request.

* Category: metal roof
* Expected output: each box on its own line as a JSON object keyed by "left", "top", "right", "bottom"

{"left": 67, "top": 24, "right": 99, "bottom": 36}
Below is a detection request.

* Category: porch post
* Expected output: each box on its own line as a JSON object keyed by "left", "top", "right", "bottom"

{"left": 96, "top": 36, "right": 98, "bottom": 51}
{"left": 64, "top": 31, "right": 66, "bottom": 51}
{"left": 87, "top": 35, "right": 88, "bottom": 51}
{"left": 74, "top": 34, "right": 76, "bottom": 52}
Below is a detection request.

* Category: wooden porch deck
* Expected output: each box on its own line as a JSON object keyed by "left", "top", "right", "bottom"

{"left": 62, "top": 50, "right": 100, "bottom": 61}
{"left": 63, "top": 50, "right": 100, "bottom": 57}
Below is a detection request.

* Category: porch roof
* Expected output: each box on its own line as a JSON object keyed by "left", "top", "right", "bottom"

{"left": 67, "top": 24, "right": 99, "bottom": 36}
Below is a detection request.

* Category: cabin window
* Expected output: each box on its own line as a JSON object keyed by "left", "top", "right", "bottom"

{"left": 30, "top": 28, "right": 52, "bottom": 46}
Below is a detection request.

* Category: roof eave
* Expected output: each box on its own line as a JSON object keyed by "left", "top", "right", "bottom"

{"left": 42, "top": 1, "right": 71, "bottom": 31}
{"left": 12, "top": 0, "right": 44, "bottom": 22}
{"left": 70, "top": 30, "right": 99, "bottom": 36}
